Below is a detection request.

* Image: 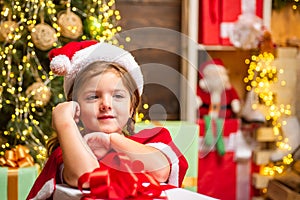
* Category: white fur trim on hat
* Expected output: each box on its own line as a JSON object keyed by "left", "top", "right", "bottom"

{"left": 203, "top": 64, "right": 225, "bottom": 74}
{"left": 63, "top": 42, "right": 143, "bottom": 97}
{"left": 50, "top": 55, "right": 72, "bottom": 76}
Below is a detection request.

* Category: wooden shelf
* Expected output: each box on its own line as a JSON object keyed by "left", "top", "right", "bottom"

{"left": 198, "top": 44, "right": 238, "bottom": 51}
{"left": 198, "top": 44, "right": 257, "bottom": 51}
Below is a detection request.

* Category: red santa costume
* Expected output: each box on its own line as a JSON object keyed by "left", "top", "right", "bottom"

{"left": 27, "top": 127, "right": 188, "bottom": 199}
{"left": 197, "top": 59, "right": 240, "bottom": 119}
{"left": 26, "top": 41, "right": 188, "bottom": 200}
{"left": 197, "top": 86, "right": 240, "bottom": 118}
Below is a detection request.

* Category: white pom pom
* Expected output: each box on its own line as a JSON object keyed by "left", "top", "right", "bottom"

{"left": 50, "top": 55, "right": 71, "bottom": 76}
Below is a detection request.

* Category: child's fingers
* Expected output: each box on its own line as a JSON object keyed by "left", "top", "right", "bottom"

{"left": 84, "top": 132, "right": 111, "bottom": 149}
{"left": 83, "top": 132, "right": 111, "bottom": 159}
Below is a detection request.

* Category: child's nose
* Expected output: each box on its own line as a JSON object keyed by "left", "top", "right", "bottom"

{"left": 99, "top": 96, "right": 112, "bottom": 111}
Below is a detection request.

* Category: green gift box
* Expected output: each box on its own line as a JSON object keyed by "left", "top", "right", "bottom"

{"left": 135, "top": 121, "right": 199, "bottom": 192}
{"left": 0, "top": 166, "right": 38, "bottom": 200}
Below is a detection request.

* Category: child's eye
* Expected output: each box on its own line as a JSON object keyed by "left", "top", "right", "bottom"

{"left": 86, "top": 94, "right": 98, "bottom": 100}
{"left": 113, "top": 94, "right": 124, "bottom": 99}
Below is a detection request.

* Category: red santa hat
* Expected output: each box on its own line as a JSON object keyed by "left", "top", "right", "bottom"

{"left": 198, "top": 58, "right": 231, "bottom": 90}
{"left": 199, "top": 58, "right": 225, "bottom": 77}
{"left": 49, "top": 40, "right": 144, "bottom": 97}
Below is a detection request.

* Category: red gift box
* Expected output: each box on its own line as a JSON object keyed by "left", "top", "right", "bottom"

{"left": 198, "top": 0, "right": 264, "bottom": 45}
{"left": 198, "top": 0, "right": 221, "bottom": 45}
{"left": 197, "top": 118, "right": 252, "bottom": 200}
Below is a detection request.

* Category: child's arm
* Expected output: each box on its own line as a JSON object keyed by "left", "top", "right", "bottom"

{"left": 52, "top": 101, "right": 99, "bottom": 187}
{"left": 110, "top": 133, "right": 171, "bottom": 183}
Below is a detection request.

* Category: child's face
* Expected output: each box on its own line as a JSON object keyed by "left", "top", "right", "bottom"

{"left": 77, "top": 69, "right": 132, "bottom": 134}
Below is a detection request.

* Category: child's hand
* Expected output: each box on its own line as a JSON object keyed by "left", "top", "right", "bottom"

{"left": 52, "top": 101, "right": 81, "bottom": 130}
{"left": 83, "top": 132, "right": 111, "bottom": 160}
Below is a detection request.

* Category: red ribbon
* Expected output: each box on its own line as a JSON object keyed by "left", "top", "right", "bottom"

{"left": 78, "top": 152, "right": 169, "bottom": 200}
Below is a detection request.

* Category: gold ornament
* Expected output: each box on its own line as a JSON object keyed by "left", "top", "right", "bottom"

{"left": 31, "top": 23, "right": 57, "bottom": 51}
{"left": 26, "top": 81, "right": 52, "bottom": 106}
{"left": 0, "top": 20, "right": 18, "bottom": 42}
{"left": 58, "top": 8, "right": 83, "bottom": 39}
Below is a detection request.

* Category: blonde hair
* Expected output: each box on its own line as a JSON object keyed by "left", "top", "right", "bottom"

{"left": 47, "top": 61, "right": 141, "bottom": 155}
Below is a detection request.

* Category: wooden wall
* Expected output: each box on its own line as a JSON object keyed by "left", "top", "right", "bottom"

{"left": 271, "top": 6, "right": 300, "bottom": 46}
{"left": 116, "top": 0, "right": 183, "bottom": 120}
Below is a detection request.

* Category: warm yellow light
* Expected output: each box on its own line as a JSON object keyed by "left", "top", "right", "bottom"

{"left": 143, "top": 104, "right": 149, "bottom": 109}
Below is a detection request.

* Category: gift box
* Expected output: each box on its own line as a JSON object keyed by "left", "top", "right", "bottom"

{"left": 135, "top": 121, "right": 199, "bottom": 192}
{"left": 198, "top": 0, "right": 264, "bottom": 45}
{"left": 53, "top": 183, "right": 218, "bottom": 200}
{"left": 0, "top": 145, "right": 39, "bottom": 200}
{"left": 197, "top": 118, "right": 252, "bottom": 200}
{"left": 0, "top": 166, "right": 38, "bottom": 200}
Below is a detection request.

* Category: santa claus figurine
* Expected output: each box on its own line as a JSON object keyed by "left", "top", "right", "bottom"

{"left": 197, "top": 59, "right": 242, "bottom": 156}
{"left": 197, "top": 58, "right": 241, "bottom": 119}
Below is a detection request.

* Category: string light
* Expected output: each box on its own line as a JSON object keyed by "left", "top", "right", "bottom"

{"left": 261, "top": 164, "right": 285, "bottom": 176}
{"left": 0, "top": 0, "right": 123, "bottom": 166}
{"left": 244, "top": 52, "right": 292, "bottom": 152}
{"left": 80, "top": 0, "right": 121, "bottom": 43}
{"left": 0, "top": 0, "right": 63, "bottom": 165}
{"left": 245, "top": 50, "right": 296, "bottom": 192}
{"left": 136, "top": 103, "right": 150, "bottom": 122}
{"left": 260, "top": 153, "right": 294, "bottom": 178}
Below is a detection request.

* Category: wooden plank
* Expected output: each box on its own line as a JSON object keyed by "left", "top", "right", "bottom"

{"left": 255, "top": 127, "right": 276, "bottom": 142}
{"left": 252, "top": 173, "right": 273, "bottom": 189}
{"left": 253, "top": 150, "right": 272, "bottom": 165}
{"left": 115, "top": 0, "right": 183, "bottom": 120}
{"left": 275, "top": 170, "right": 300, "bottom": 193}
{"left": 267, "top": 180, "right": 300, "bottom": 200}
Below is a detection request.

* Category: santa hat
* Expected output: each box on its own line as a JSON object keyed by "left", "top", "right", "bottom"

{"left": 199, "top": 58, "right": 225, "bottom": 77}
{"left": 49, "top": 40, "right": 143, "bottom": 97}
{"left": 198, "top": 58, "right": 231, "bottom": 90}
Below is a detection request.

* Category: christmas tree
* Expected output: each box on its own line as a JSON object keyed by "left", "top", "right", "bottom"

{"left": 0, "top": 0, "right": 122, "bottom": 166}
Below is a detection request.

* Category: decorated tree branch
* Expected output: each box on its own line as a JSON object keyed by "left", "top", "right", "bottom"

{"left": 0, "top": 0, "right": 122, "bottom": 166}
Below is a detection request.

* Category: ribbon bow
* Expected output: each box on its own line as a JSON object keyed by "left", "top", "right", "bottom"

{"left": 0, "top": 145, "right": 34, "bottom": 168}
{"left": 78, "top": 152, "right": 168, "bottom": 200}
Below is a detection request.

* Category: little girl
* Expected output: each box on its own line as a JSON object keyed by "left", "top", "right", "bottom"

{"left": 27, "top": 40, "right": 188, "bottom": 199}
